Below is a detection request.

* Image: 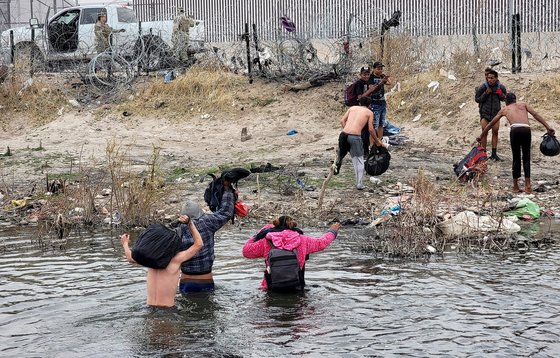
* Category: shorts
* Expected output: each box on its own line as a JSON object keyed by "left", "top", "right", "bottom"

{"left": 179, "top": 279, "right": 215, "bottom": 293}
{"left": 370, "top": 103, "right": 387, "bottom": 129}
{"left": 347, "top": 134, "right": 364, "bottom": 158}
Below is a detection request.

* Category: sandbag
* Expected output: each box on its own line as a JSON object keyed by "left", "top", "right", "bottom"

{"left": 365, "top": 146, "right": 391, "bottom": 176}
{"left": 540, "top": 133, "right": 560, "bottom": 157}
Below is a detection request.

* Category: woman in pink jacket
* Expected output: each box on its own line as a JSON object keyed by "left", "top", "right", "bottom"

{"left": 242, "top": 215, "right": 341, "bottom": 291}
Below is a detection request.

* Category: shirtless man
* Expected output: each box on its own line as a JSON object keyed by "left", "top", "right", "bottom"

{"left": 120, "top": 215, "right": 203, "bottom": 308}
{"left": 477, "top": 92, "right": 555, "bottom": 193}
{"left": 334, "top": 96, "right": 383, "bottom": 189}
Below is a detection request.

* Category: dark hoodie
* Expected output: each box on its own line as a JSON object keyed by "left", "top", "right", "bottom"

{"left": 475, "top": 81, "right": 507, "bottom": 120}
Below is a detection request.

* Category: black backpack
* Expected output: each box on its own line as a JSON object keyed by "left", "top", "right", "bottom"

{"left": 264, "top": 240, "right": 304, "bottom": 292}
{"left": 365, "top": 146, "right": 391, "bottom": 176}
{"left": 203, "top": 168, "right": 251, "bottom": 212}
{"left": 131, "top": 224, "right": 182, "bottom": 269}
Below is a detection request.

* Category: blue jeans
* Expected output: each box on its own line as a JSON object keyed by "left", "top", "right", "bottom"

{"left": 370, "top": 103, "right": 387, "bottom": 129}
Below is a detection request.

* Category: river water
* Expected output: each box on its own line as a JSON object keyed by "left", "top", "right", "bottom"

{"left": 1, "top": 223, "right": 559, "bottom": 357}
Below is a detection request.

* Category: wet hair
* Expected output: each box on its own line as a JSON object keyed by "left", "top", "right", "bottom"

{"left": 359, "top": 96, "right": 372, "bottom": 107}
{"left": 273, "top": 215, "right": 297, "bottom": 229}
{"left": 486, "top": 69, "right": 498, "bottom": 78}
{"left": 505, "top": 92, "right": 517, "bottom": 105}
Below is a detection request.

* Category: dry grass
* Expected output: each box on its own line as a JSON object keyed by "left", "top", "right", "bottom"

{"left": 119, "top": 65, "right": 246, "bottom": 119}
{"left": 0, "top": 72, "right": 66, "bottom": 125}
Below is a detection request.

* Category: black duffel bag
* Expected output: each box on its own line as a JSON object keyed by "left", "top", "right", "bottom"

{"left": 365, "top": 145, "right": 391, "bottom": 176}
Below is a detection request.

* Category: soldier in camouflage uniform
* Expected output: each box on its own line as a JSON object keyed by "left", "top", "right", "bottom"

{"left": 172, "top": 8, "right": 196, "bottom": 63}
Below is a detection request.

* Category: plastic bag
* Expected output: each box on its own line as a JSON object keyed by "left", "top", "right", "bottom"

{"left": 540, "top": 133, "right": 560, "bottom": 156}
{"left": 503, "top": 198, "right": 540, "bottom": 219}
{"left": 365, "top": 146, "right": 391, "bottom": 176}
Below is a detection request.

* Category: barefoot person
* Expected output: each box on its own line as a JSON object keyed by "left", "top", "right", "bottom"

{"left": 334, "top": 96, "right": 383, "bottom": 190}
{"left": 120, "top": 215, "right": 203, "bottom": 308}
{"left": 477, "top": 92, "right": 555, "bottom": 193}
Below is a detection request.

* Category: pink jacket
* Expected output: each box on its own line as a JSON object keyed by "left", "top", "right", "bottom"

{"left": 242, "top": 224, "right": 338, "bottom": 289}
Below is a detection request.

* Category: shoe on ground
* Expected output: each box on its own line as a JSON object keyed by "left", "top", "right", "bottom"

{"left": 356, "top": 184, "right": 365, "bottom": 190}
{"left": 489, "top": 154, "right": 503, "bottom": 161}
{"left": 332, "top": 163, "right": 339, "bottom": 175}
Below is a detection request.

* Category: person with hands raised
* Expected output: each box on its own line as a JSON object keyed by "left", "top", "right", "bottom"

{"left": 120, "top": 214, "right": 203, "bottom": 308}
{"left": 242, "top": 216, "right": 342, "bottom": 291}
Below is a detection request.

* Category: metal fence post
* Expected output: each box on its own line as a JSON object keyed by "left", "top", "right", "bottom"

{"left": 244, "top": 23, "right": 252, "bottom": 84}
{"left": 9, "top": 30, "right": 14, "bottom": 65}
{"left": 30, "top": 27, "right": 35, "bottom": 77}
{"left": 511, "top": 13, "right": 521, "bottom": 73}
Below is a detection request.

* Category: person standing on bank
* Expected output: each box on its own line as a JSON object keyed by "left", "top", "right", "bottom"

{"left": 365, "top": 61, "right": 392, "bottom": 140}
{"left": 477, "top": 92, "right": 555, "bottom": 194}
{"left": 475, "top": 69, "right": 507, "bottom": 161}
{"left": 335, "top": 96, "right": 383, "bottom": 190}
{"left": 350, "top": 66, "right": 373, "bottom": 155}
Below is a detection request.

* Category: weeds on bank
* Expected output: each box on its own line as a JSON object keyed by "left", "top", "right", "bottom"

{"left": 0, "top": 73, "right": 65, "bottom": 124}
{"left": 120, "top": 65, "right": 245, "bottom": 118}
{"left": 25, "top": 141, "right": 171, "bottom": 242}
{"left": 362, "top": 169, "right": 512, "bottom": 258}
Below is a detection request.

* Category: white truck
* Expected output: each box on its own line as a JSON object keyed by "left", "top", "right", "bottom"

{"left": 0, "top": 4, "right": 205, "bottom": 70}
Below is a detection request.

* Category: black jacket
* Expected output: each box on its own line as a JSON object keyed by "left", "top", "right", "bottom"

{"left": 475, "top": 81, "right": 507, "bottom": 120}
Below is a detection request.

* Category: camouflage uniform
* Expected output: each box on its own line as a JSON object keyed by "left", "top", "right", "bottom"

{"left": 95, "top": 21, "right": 119, "bottom": 53}
{"left": 172, "top": 12, "right": 195, "bottom": 62}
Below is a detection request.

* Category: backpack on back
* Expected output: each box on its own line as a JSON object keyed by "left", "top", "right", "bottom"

{"left": 344, "top": 81, "right": 359, "bottom": 106}
{"left": 264, "top": 241, "right": 304, "bottom": 292}
{"left": 131, "top": 224, "right": 183, "bottom": 269}
{"left": 453, "top": 146, "right": 488, "bottom": 182}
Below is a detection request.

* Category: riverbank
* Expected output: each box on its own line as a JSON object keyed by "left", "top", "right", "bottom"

{"left": 1, "top": 69, "right": 559, "bottom": 250}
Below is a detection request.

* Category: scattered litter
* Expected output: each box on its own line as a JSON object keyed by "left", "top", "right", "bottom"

{"left": 68, "top": 99, "right": 81, "bottom": 107}
{"left": 10, "top": 198, "right": 27, "bottom": 208}
{"left": 122, "top": 111, "right": 132, "bottom": 117}
{"left": 163, "top": 70, "right": 175, "bottom": 84}
{"left": 287, "top": 129, "right": 298, "bottom": 135}
{"left": 427, "top": 80, "right": 439, "bottom": 92}
{"left": 413, "top": 114, "right": 422, "bottom": 122}
{"left": 436, "top": 210, "right": 520, "bottom": 237}
{"left": 503, "top": 198, "right": 540, "bottom": 220}
{"left": 426, "top": 245, "right": 437, "bottom": 253}
{"left": 459, "top": 103, "right": 466, "bottom": 109}
{"left": 447, "top": 73, "right": 457, "bottom": 80}
{"left": 17, "top": 78, "right": 33, "bottom": 96}
{"left": 380, "top": 204, "right": 401, "bottom": 216}
{"left": 369, "top": 177, "right": 382, "bottom": 185}
{"left": 241, "top": 127, "right": 252, "bottom": 142}
{"left": 201, "top": 114, "right": 211, "bottom": 119}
